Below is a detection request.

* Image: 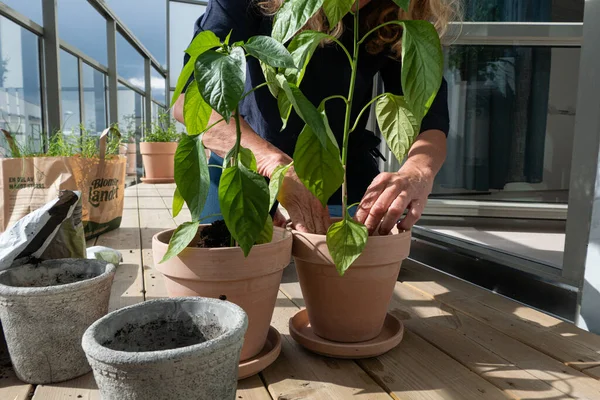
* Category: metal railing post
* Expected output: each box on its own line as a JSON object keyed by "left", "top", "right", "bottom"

{"left": 41, "top": 0, "right": 62, "bottom": 134}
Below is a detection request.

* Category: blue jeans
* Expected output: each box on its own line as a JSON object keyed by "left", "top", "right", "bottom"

{"left": 202, "top": 152, "right": 357, "bottom": 221}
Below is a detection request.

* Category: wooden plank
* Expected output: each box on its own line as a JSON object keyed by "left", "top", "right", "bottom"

{"left": 391, "top": 283, "right": 600, "bottom": 399}
{"left": 401, "top": 262, "right": 600, "bottom": 372}
{"left": 236, "top": 375, "right": 272, "bottom": 400}
{"left": 0, "top": 364, "right": 33, "bottom": 400}
{"left": 32, "top": 373, "right": 99, "bottom": 400}
{"left": 262, "top": 291, "right": 392, "bottom": 399}
{"left": 360, "top": 329, "right": 510, "bottom": 400}
{"left": 139, "top": 208, "right": 176, "bottom": 301}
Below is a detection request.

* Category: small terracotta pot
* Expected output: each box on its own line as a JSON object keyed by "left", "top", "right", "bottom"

{"left": 152, "top": 226, "right": 292, "bottom": 361}
{"left": 119, "top": 143, "right": 137, "bottom": 176}
{"left": 140, "top": 142, "right": 177, "bottom": 183}
{"left": 292, "top": 228, "right": 411, "bottom": 343}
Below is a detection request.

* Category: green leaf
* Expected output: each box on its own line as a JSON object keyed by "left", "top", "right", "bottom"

{"left": 185, "top": 30, "right": 221, "bottom": 57}
{"left": 261, "top": 62, "right": 280, "bottom": 97}
{"left": 326, "top": 215, "right": 368, "bottom": 276}
{"left": 160, "top": 222, "right": 200, "bottom": 263}
{"left": 375, "top": 93, "right": 420, "bottom": 163}
{"left": 195, "top": 48, "right": 246, "bottom": 122}
{"left": 283, "top": 30, "right": 329, "bottom": 86}
{"left": 224, "top": 30, "right": 233, "bottom": 45}
{"left": 269, "top": 162, "right": 293, "bottom": 209}
{"left": 256, "top": 214, "right": 274, "bottom": 244}
{"left": 171, "top": 31, "right": 221, "bottom": 107}
{"left": 174, "top": 134, "right": 210, "bottom": 220}
{"left": 219, "top": 163, "right": 270, "bottom": 256}
{"left": 391, "top": 0, "right": 410, "bottom": 11}
{"left": 272, "top": 0, "right": 325, "bottom": 44}
{"left": 322, "top": 0, "right": 353, "bottom": 28}
{"left": 277, "top": 90, "right": 293, "bottom": 128}
{"left": 244, "top": 36, "right": 296, "bottom": 68}
{"left": 183, "top": 82, "right": 212, "bottom": 135}
{"left": 293, "top": 112, "right": 344, "bottom": 207}
{"left": 276, "top": 74, "right": 327, "bottom": 147}
{"left": 223, "top": 146, "right": 258, "bottom": 170}
{"left": 401, "top": 20, "right": 444, "bottom": 119}
{"left": 172, "top": 187, "right": 184, "bottom": 218}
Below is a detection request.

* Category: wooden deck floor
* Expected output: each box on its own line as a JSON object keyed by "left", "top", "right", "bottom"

{"left": 2, "top": 183, "right": 600, "bottom": 399}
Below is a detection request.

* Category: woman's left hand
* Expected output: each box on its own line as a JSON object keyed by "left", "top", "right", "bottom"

{"left": 354, "top": 162, "right": 434, "bottom": 236}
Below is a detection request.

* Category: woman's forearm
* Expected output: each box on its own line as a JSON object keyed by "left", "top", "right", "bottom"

{"left": 173, "top": 94, "right": 291, "bottom": 178}
{"left": 401, "top": 129, "right": 447, "bottom": 180}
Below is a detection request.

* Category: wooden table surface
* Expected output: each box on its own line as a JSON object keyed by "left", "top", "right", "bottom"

{"left": 2, "top": 183, "right": 600, "bottom": 400}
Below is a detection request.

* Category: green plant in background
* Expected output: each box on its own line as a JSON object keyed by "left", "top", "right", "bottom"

{"left": 164, "top": 0, "right": 443, "bottom": 275}
{"left": 142, "top": 111, "right": 184, "bottom": 143}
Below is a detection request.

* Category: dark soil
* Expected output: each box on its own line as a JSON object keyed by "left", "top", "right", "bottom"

{"left": 21, "top": 271, "right": 98, "bottom": 287}
{"left": 197, "top": 220, "right": 231, "bottom": 248}
{"left": 102, "top": 318, "right": 221, "bottom": 352}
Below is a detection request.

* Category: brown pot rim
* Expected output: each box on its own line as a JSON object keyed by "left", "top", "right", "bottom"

{"left": 152, "top": 225, "right": 293, "bottom": 281}
{"left": 292, "top": 227, "right": 411, "bottom": 266}
{"left": 139, "top": 141, "right": 178, "bottom": 155}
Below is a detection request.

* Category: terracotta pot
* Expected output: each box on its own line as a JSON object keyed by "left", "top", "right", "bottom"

{"left": 152, "top": 226, "right": 292, "bottom": 361}
{"left": 292, "top": 228, "right": 411, "bottom": 343}
{"left": 140, "top": 142, "right": 177, "bottom": 183}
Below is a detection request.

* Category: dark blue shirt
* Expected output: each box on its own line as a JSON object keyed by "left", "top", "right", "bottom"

{"left": 183, "top": 0, "right": 449, "bottom": 204}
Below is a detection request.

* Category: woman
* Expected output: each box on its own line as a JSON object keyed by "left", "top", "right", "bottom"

{"left": 174, "top": 0, "right": 457, "bottom": 235}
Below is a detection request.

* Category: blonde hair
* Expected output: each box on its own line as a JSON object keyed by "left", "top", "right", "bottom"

{"left": 258, "top": 0, "right": 461, "bottom": 57}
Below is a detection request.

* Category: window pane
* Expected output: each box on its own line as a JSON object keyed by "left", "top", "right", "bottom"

{"left": 118, "top": 83, "right": 144, "bottom": 139}
{"left": 169, "top": 2, "right": 206, "bottom": 87}
{"left": 2, "top": 0, "right": 42, "bottom": 27}
{"left": 431, "top": 46, "right": 580, "bottom": 204}
{"left": 151, "top": 67, "right": 166, "bottom": 104}
{"left": 106, "top": 0, "right": 166, "bottom": 67}
{"left": 60, "top": 50, "right": 80, "bottom": 135}
{"left": 464, "top": 0, "right": 584, "bottom": 22}
{"left": 58, "top": 0, "right": 108, "bottom": 65}
{"left": 0, "top": 15, "right": 43, "bottom": 155}
{"left": 117, "top": 33, "right": 145, "bottom": 90}
{"left": 83, "top": 63, "right": 107, "bottom": 133}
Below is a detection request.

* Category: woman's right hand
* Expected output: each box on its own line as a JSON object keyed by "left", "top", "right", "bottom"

{"left": 277, "top": 166, "right": 331, "bottom": 234}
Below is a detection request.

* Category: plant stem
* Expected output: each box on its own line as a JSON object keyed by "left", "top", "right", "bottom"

{"left": 340, "top": 0, "right": 361, "bottom": 219}
{"left": 321, "top": 95, "right": 348, "bottom": 107}
{"left": 349, "top": 93, "right": 386, "bottom": 133}
{"left": 202, "top": 117, "right": 225, "bottom": 135}
{"left": 324, "top": 35, "right": 353, "bottom": 67}
{"left": 240, "top": 82, "right": 270, "bottom": 101}
{"left": 232, "top": 105, "right": 243, "bottom": 165}
{"left": 357, "top": 21, "right": 403, "bottom": 46}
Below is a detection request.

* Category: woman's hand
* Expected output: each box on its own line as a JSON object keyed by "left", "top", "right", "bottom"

{"left": 355, "top": 162, "right": 434, "bottom": 235}
{"left": 277, "top": 166, "right": 331, "bottom": 234}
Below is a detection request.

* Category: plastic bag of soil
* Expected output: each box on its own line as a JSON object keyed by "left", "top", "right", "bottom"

{"left": 0, "top": 190, "right": 86, "bottom": 270}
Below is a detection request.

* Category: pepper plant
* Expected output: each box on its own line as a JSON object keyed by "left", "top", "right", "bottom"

{"left": 162, "top": 0, "right": 443, "bottom": 277}
{"left": 268, "top": 0, "right": 444, "bottom": 275}
{"left": 161, "top": 30, "right": 297, "bottom": 262}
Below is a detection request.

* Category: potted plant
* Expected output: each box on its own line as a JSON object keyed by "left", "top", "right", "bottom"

{"left": 265, "top": 0, "right": 444, "bottom": 349}
{"left": 140, "top": 112, "right": 183, "bottom": 183}
{"left": 0, "top": 259, "right": 116, "bottom": 384}
{"left": 82, "top": 297, "right": 248, "bottom": 400}
{"left": 152, "top": 30, "right": 295, "bottom": 376}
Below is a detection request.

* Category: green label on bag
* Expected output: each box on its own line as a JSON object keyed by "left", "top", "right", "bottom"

{"left": 89, "top": 178, "right": 120, "bottom": 208}
{"left": 84, "top": 217, "right": 122, "bottom": 240}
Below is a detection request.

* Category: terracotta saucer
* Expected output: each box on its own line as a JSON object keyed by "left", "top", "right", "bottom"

{"left": 140, "top": 177, "right": 175, "bottom": 184}
{"left": 289, "top": 309, "right": 404, "bottom": 359}
{"left": 238, "top": 326, "right": 281, "bottom": 380}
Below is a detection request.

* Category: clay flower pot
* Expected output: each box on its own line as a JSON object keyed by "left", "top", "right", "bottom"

{"left": 0, "top": 259, "right": 116, "bottom": 384}
{"left": 292, "top": 228, "right": 411, "bottom": 342}
{"left": 152, "top": 226, "right": 292, "bottom": 361}
{"left": 82, "top": 297, "right": 248, "bottom": 400}
{"left": 140, "top": 142, "right": 177, "bottom": 183}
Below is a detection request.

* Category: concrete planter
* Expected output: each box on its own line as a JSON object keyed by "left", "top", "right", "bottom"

{"left": 0, "top": 259, "right": 116, "bottom": 384}
{"left": 82, "top": 297, "right": 248, "bottom": 400}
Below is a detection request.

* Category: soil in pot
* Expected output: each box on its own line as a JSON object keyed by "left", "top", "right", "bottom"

{"left": 197, "top": 220, "right": 231, "bottom": 248}
{"left": 103, "top": 318, "right": 220, "bottom": 352}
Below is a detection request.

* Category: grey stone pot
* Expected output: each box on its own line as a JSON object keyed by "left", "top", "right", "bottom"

{"left": 82, "top": 297, "right": 248, "bottom": 400}
{"left": 0, "top": 259, "right": 116, "bottom": 384}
